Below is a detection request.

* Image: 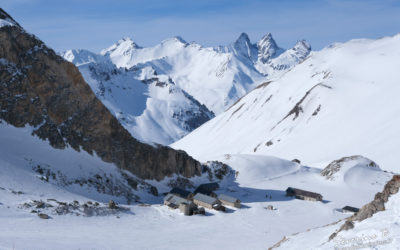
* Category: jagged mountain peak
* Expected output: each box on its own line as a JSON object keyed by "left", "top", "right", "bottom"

{"left": 233, "top": 32, "right": 258, "bottom": 60}
{"left": 259, "top": 32, "right": 274, "bottom": 43}
{"left": 257, "top": 32, "right": 283, "bottom": 63}
{"left": 0, "top": 8, "right": 20, "bottom": 28}
{"left": 235, "top": 32, "right": 251, "bottom": 43}
{"left": 286, "top": 39, "right": 311, "bottom": 62}
{"left": 293, "top": 40, "right": 311, "bottom": 52}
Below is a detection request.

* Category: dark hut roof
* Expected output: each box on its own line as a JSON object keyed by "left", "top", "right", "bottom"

{"left": 286, "top": 187, "right": 323, "bottom": 200}
{"left": 342, "top": 206, "right": 359, "bottom": 213}
{"left": 194, "top": 186, "right": 214, "bottom": 196}
{"left": 195, "top": 183, "right": 219, "bottom": 194}
{"left": 169, "top": 187, "right": 192, "bottom": 199}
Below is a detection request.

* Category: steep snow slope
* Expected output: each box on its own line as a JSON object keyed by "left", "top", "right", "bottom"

{"left": 173, "top": 34, "right": 400, "bottom": 172}
{"left": 100, "top": 34, "right": 311, "bottom": 114}
{"left": 61, "top": 49, "right": 214, "bottom": 145}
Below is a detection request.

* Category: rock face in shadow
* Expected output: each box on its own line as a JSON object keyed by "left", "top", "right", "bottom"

{"left": 0, "top": 8, "right": 201, "bottom": 181}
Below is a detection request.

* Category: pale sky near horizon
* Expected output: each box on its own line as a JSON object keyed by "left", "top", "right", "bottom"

{"left": 2, "top": 0, "right": 400, "bottom": 52}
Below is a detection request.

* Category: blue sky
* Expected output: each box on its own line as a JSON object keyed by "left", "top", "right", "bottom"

{"left": 2, "top": 0, "right": 400, "bottom": 52}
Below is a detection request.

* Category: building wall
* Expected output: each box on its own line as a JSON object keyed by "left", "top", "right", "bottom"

{"left": 297, "top": 195, "right": 320, "bottom": 201}
{"left": 220, "top": 200, "right": 241, "bottom": 208}
{"left": 194, "top": 200, "right": 213, "bottom": 209}
{"left": 179, "top": 203, "right": 190, "bottom": 215}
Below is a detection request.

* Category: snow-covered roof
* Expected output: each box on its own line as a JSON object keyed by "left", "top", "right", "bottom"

{"left": 218, "top": 194, "right": 240, "bottom": 203}
{"left": 193, "top": 193, "right": 218, "bottom": 205}
{"left": 164, "top": 194, "right": 191, "bottom": 206}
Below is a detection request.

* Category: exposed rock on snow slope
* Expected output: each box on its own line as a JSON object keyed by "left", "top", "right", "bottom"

{"left": 61, "top": 49, "right": 214, "bottom": 145}
{"left": 273, "top": 175, "right": 400, "bottom": 249}
{"left": 0, "top": 122, "right": 232, "bottom": 205}
{"left": 0, "top": 8, "right": 203, "bottom": 181}
{"left": 99, "top": 33, "right": 311, "bottom": 114}
{"left": 321, "top": 155, "right": 380, "bottom": 181}
{"left": 173, "top": 34, "right": 400, "bottom": 172}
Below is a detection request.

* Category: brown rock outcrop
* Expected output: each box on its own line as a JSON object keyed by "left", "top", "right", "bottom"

{"left": 0, "top": 8, "right": 201, "bottom": 181}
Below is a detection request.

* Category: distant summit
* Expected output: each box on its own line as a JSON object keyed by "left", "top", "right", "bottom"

{"left": 233, "top": 32, "right": 258, "bottom": 61}
{"left": 257, "top": 33, "right": 284, "bottom": 63}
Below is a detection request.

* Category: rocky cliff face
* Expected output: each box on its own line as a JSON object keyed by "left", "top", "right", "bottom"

{"left": 0, "top": 8, "right": 201, "bottom": 181}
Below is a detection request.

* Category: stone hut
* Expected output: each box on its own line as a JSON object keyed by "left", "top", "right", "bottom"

{"left": 179, "top": 202, "right": 192, "bottom": 216}
{"left": 342, "top": 206, "right": 360, "bottom": 213}
{"left": 286, "top": 187, "right": 323, "bottom": 201}
{"left": 193, "top": 193, "right": 221, "bottom": 210}
{"left": 218, "top": 194, "right": 241, "bottom": 208}
{"left": 164, "top": 193, "right": 196, "bottom": 215}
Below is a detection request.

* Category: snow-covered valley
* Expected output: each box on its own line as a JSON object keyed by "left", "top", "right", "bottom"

{"left": 0, "top": 122, "right": 392, "bottom": 249}
{"left": 1, "top": 5, "right": 400, "bottom": 250}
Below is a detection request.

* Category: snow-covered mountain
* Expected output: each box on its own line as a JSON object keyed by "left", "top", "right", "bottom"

{"left": 99, "top": 33, "right": 311, "bottom": 114}
{"left": 173, "top": 34, "right": 400, "bottom": 172}
{"left": 3, "top": 6, "right": 399, "bottom": 250}
{"left": 63, "top": 33, "right": 310, "bottom": 144}
{"left": 61, "top": 49, "right": 214, "bottom": 145}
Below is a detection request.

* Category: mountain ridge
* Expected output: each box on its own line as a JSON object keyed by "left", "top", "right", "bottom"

{"left": 172, "top": 33, "right": 400, "bottom": 173}
{"left": 94, "top": 32, "right": 311, "bottom": 114}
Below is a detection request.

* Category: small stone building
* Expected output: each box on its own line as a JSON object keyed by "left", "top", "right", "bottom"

{"left": 179, "top": 202, "right": 192, "bottom": 215}
{"left": 286, "top": 187, "right": 323, "bottom": 201}
{"left": 164, "top": 194, "right": 196, "bottom": 215}
{"left": 169, "top": 187, "right": 194, "bottom": 200}
{"left": 193, "top": 193, "right": 221, "bottom": 210}
{"left": 342, "top": 206, "right": 359, "bottom": 213}
{"left": 218, "top": 194, "right": 241, "bottom": 208}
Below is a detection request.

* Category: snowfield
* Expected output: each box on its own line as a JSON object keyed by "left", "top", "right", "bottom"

{"left": 0, "top": 123, "right": 393, "bottom": 250}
